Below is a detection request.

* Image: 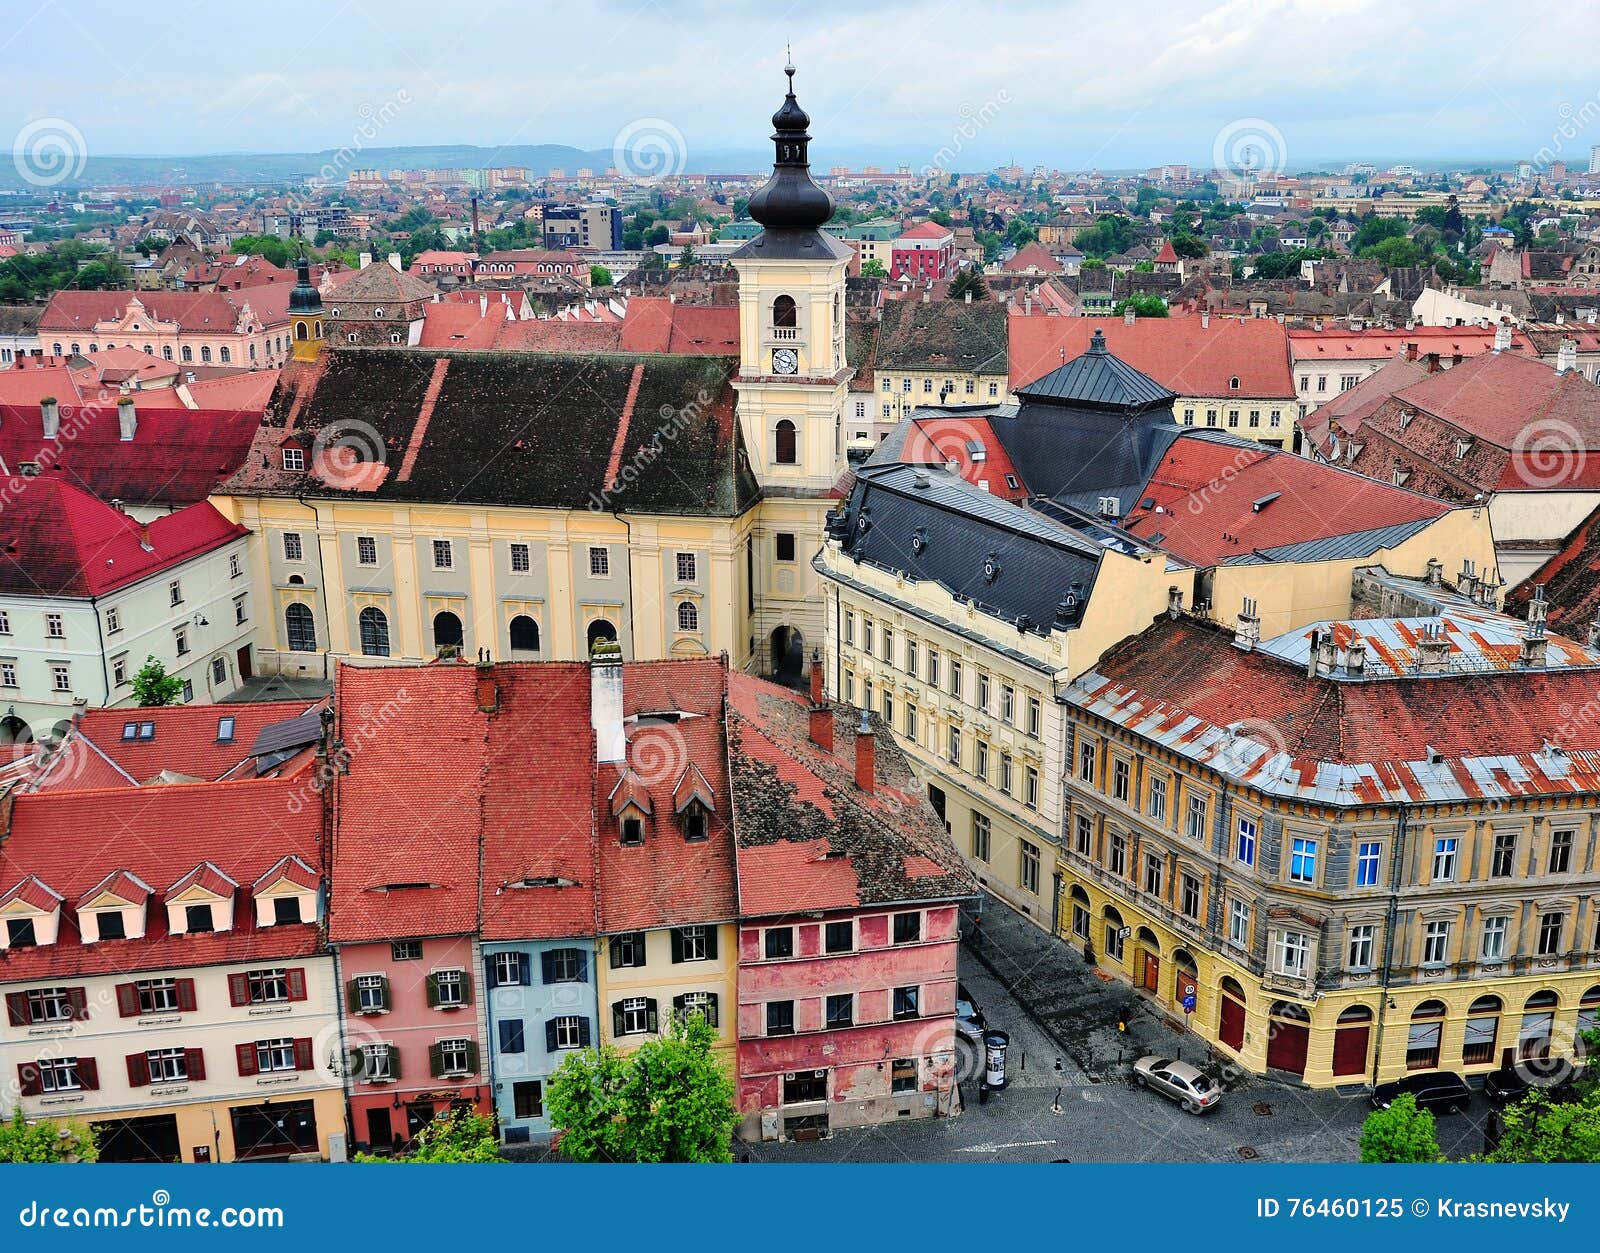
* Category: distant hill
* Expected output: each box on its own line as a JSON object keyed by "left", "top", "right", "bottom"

{"left": 0, "top": 144, "right": 621, "bottom": 191}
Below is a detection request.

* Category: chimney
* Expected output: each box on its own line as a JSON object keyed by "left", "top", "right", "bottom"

{"left": 1166, "top": 585, "right": 1184, "bottom": 619}
{"left": 807, "top": 650, "right": 833, "bottom": 752}
{"left": 1404, "top": 340, "right": 1419, "bottom": 361}
{"left": 1201, "top": 309, "right": 1210, "bottom": 329}
{"left": 479, "top": 293, "right": 489, "bottom": 318}
{"left": 1493, "top": 323, "right": 1511, "bottom": 352}
{"left": 40, "top": 396, "right": 59, "bottom": 440}
{"left": 1416, "top": 622, "right": 1450, "bottom": 674}
{"left": 1123, "top": 306, "right": 1136, "bottom": 325}
{"left": 1024, "top": 294, "right": 1033, "bottom": 315}
{"left": 921, "top": 290, "right": 930, "bottom": 304}
{"left": 1233, "top": 597, "right": 1261, "bottom": 650}
{"left": 853, "top": 709, "right": 875, "bottom": 793}
{"left": 117, "top": 395, "right": 137, "bottom": 441}
{"left": 1315, "top": 629, "right": 1338, "bottom": 677}
{"left": 1588, "top": 603, "right": 1600, "bottom": 651}
{"left": 1345, "top": 638, "right": 1367, "bottom": 676}
{"left": 1521, "top": 615, "right": 1549, "bottom": 668}
{"left": 1458, "top": 558, "right": 1477, "bottom": 600}
{"left": 1305, "top": 627, "right": 1323, "bottom": 679}
{"left": 475, "top": 661, "right": 499, "bottom": 713}
{"left": 964, "top": 290, "right": 972, "bottom": 304}
{"left": 359, "top": 251, "right": 372, "bottom": 269}
{"left": 1557, "top": 337, "right": 1578, "bottom": 375}
{"left": 388, "top": 252, "right": 403, "bottom": 272}
{"left": 137, "top": 522, "right": 153, "bottom": 552}
{"left": 1425, "top": 556, "right": 1443, "bottom": 587}
{"left": 590, "top": 641, "right": 625, "bottom": 764}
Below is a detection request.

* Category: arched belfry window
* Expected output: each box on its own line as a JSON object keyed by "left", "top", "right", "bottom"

{"left": 772, "top": 294, "right": 797, "bottom": 328}
{"left": 775, "top": 420, "right": 797, "bottom": 465}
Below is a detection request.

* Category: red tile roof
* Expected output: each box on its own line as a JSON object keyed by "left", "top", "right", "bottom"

{"left": 0, "top": 479, "right": 246, "bottom": 598}
{"left": 1011, "top": 313, "right": 1295, "bottom": 400}
{"left": 1299, "top": 355, "right": 1430, "bottom": 456}
{"left": 1286, "top": 325, "right": 1534, "bottom": 360}
{"left": 38, "top": 288, "right": 291, "bottom": 333}
{"left": 725, "top": 675, "right": 975, "bottom": 917}
{"left": 28, "top": 701, "right": 324, "bottom": 793}
{"left": 617, "top": 298, "right": 739, "bottom": 355}
{"left": 900, "top": 414, "right": 1030, "bottom": 501}
{"left": 1119, "top": 433, "right": 1451, "bottom": 566}
{"left": 0, "top": 775, "right": 323, "bottom": 981}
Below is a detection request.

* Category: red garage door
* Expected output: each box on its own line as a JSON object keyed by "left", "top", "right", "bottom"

{"left": 1267, "top": 1003, "right": 1310, "bottom": 1076}
{"left": 1332, "top": 1014, "right": 1372, "bottom": 1077}
{"left": 1219, "top": 984, "right": 1246, "bottom": 1051}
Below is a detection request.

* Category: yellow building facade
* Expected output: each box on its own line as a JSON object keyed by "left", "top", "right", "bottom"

{"left": 594, "top": 925, "right": 739, "bottom": 1057}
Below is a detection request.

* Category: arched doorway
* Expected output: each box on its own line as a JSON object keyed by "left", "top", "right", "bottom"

{"left": 1136, "top": 926, "right": 1161, "bottom": 993}
{"left": 1266, "top": 1000, "right": 1311, "bottom": 1076}
{"left": 586, "top": 618, "right": 617, "bottom": 656}
{"left": 1102, "top": 905, "right": 1126, "bottom": 964}
{"left": 1578, "top": 987, "right": 1599, "bottom": 1058}
{"left": 769, "top": 625, "right": 804, "bottom": 686}
{"left": 1069, "top": 884, "right": 1091, "bottom": 942}
{"left": 1218, "top": 977, "right": 1246, "bottom": 1052}
{"left": 509, "top": 615, "right": 540, "bottom": 657}
{"left": 1332, "top": 1005, "right": 1373, "bottom": 1077}
{"left": 432, "top": 611, "right": 464, "bottom": 655}
{"left": 1172, "top": 950, "right": 1198, "bottom": 1015}
{"left": 0, "top": 713, "right": 31, "bottom": 749}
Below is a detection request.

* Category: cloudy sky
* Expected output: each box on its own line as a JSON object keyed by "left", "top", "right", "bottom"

{"left": 4, "top": 0, "right": 1597, "bottom": 170}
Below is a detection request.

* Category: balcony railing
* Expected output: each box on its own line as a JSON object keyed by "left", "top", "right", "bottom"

{"left": 770, "top": 325, "right": 799, "bottom": 341}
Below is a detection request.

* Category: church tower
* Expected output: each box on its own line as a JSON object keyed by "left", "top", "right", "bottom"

{"left": 287, "top": 254, "right": 325, "bottom": 362}
{"left": 733, "top": 62, "right": 852, "bottom": 680}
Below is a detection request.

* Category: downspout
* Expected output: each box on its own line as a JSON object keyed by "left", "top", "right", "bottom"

{"left": 295, "top": 493, "right": 332, "bottom": 678}
{"left": 90, "top": 593, "right": 110, "bottom": 710}
{"left": 610, "top": 508, "right": 637, "bottom": 659}
{"left": 1369, "top": 802, "right": 1409, "bottom": 1087}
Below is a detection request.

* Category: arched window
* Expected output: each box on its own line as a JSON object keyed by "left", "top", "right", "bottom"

{"left": 70, "top": 343, "right": 79, "bottom": 355}
{"left": 586, "top": 618, "right": 617, "bottom": 656}
{"left": 313, "top": 321, "right": 321, "bottom": 338}
{"left": 181, "top": 345, "right": 193, "bottom": 362}
{"left": 284, "top": 602, "right": 316, "bottom": 652}
{"left": 432, "top": 611, "right": 464, "bottom": 653}
{"left": 143, "top": 344, "right": 153, "bottom": 355}
{"left": 1463, "top": 995, "right": 1502, "bottom": 1064}
{"left": 509, "top": 615, "right": 540, "bottom": 654}
{"left": 775, "top": 419, "right": 797, "bottom": 465}
{"left": 772, "top": 294, "right": 797, "bottom": 329}
{"left": 219, "top": 346, "right": 231, "bottom": 363}
{"left": 676, "top": 601, "right": 698, "bottom": 632}
{"left": 1407, "top": 1000, "right": 1447, "bottom": 1070}
{"left": 200, "top": 346, "right": 212, "bottom": 363}
{"left": 1102, "top": 905, "right": 1125, "bottom": 961}
{"left": 162, "top": 345, "right": 172, "bottom": 360}
{"left": 358, "top": 607, "right": 390, "bottom": 657}
{"left": 51, "top": 342, "right": 61, "bottom": 355}
{"left": 373, "top": 307, "right": 384, "bottom": 318}
{"left": 295, "top": 322, "right": 308, "bottom": 340}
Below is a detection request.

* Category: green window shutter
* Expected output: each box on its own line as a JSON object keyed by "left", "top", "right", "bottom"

{"left": 377, "top": 975, "right": 390, "bottom": 1011}
{"left": 672, "top": 994, "right": 685, "bottom": 1015}
{"left": 464, "top": 1041, "right": 479, "bottom": 1073}
{"left": 425, "top": 972, "right": 440, "bottom": 1008}
{"left": 578, "top": 1017, "right": 592, "bottom": 1047}
{"left": 645, "top": 998, "right": 659, "bottom": 1033}
{"left": 459, "top": 970, "right": 473, "bottom": 1005}
{"left": 670, "top": 929, "right": 685, "bottom": 963}
{"left": 612, "top": 1001, "right": 625, "bottom": 1037}
{"left": 704, "top": 927, "right": 719, "bottom": 960}
{"left": 428, "top": 1043, "right": 444, "bottom": 1077}
{"left": 706, "top": 992, "right": 719, "bottom": 1028}
{"left": 386, "top": 1044, "right": 400, "bottom": 1080}
{"left": 345, "top": 979, "right": 360, "bottom": 1014}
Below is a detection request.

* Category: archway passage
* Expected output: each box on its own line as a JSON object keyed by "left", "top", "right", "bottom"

{"left": 1333, "top": 1005, "right": 1373, "bottom": 1077}
{"left": 0, "top": 714, "right": 31, "bottom": 749}
{"left": 587, "top": 618, "right": 618, "bottom": 656}
{"left": 1218, "top": 977, "right": 1246, "bottom": 1052}
{"left": 432, "top": 611, "right": 464, "bottom": 654}
{"left": 769, "top": 625, "right": 804, "bottom": 686}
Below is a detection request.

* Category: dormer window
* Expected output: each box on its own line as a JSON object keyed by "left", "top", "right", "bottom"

{"left": 1229, "top": 376, "right": 1240, "bottom": 390}
{"left": 621, "top": 816, "right": 644, "bottom": 846}
{"left": 273, "top": 897, "right": 302, "bottom": 925}
{"left": 6, "top": 917, "right": 36, "bottom": 947}
{"left": 1455, "top": 437, "right": 1473, "bottom": 460}
{"left": 185, "top": 903, "right": 214, "bottom": 933}
{"left": 684, "top": 809, "right": 708, "bottom": 842}
{"left": 252, "top": 855, "right": 319, "bottom": 927}
{"left": 95, "top": 911, "right": 126, "bottom": 941}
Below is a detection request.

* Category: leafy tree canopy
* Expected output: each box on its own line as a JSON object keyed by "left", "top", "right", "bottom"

{"left": 132, "top": 657, "right": 184, "bottom": 707}
{"left": 1359, "top": 1093, "right": 1442, "bottom": 1163}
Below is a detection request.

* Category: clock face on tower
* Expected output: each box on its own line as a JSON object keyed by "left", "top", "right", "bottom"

{"left": 772, "top": 348, "right": 799, "bottom": 375}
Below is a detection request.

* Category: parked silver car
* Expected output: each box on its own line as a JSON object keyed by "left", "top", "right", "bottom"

{"left": 1132, "top": 1056, "right": 1221, "bottom": 1114}
{"left": 955, "top": 983, "right": 987, "bottom": 1046}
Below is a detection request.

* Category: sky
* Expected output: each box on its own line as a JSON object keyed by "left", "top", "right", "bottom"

{"left": 4, "top": 0, "right": 1599, "bottom": 172}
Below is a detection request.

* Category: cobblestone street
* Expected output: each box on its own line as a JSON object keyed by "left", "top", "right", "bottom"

{"left": 741, "top": 897, "right": 1494, "bottom": 1163}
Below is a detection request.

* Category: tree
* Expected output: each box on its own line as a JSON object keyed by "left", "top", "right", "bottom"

{"left": 1478, "top": 1089, "right": 1600, "bottom": 1163}
{"left": 228, "top": 232, "right": 295, "bottom": 268}
{"left": 1361, "top": 236, "right": 1423, "bottom": 268}
{"left": 1113, "top": 292, "right": 1167, "bottom": 318}
{"left": 132, "top": 657, "right": 184, "bottom": 707}
{"left": 1359, "top": 1093, "right": 1442, "bottom": 1163}
{"left": 0, "top": 1110, "right": 97, "bottom": 1163}
{"left": 1350, "top": 214, "right": 1409, "bottom": 253}
{"left": 677, "top": 244, "right": 697, "bottom": 268}
{"left": 1169, "top": 232, "right": 1208, "bottom": 259}
{"left": 589, "top": 265, "right": 613, "bottom": 287}
{"left": 860, "top": 258, "right": 887, "bottom": 278}
{"left": 1004, "top": 216, "right": 1038, "bottom": 249}
{"left": 548, "top": 1012, "right": 737, "bottom": 1163}
{"left": 356, "top": 1108, "right": 501, "bottom": 1163}
{"left": 948, "top": 268, "right": 989, "bottom": 301}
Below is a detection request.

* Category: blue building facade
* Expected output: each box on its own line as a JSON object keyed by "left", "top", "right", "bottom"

{"left": 482, "top": 939, "right": 599, "bottom": 1143}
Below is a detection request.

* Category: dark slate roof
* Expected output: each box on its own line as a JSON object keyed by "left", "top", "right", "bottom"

{"left": 247, "top": 708, "right": 324, "bottom": 758}
{"left": 874, "top": 298, "right": 1008, "bottom": 375}
{"left": 989, "top": 394, "right": 1185, "bottom": 508}
{"left": 1014, "top": 328, "right": 1175, "bottom": 412}
{"left": 833, "top": 462, "right": 1105, "bottom": 635}
{"left": 221, "top": 349, "right": 759, "bottom": 517}
{"left": 728, "top": 226, "right": 853, "bottom": 263}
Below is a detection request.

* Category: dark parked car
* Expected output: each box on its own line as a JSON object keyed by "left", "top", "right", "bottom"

{"left": 1371, "top": 1071, "right": 1472, "bottom": 1113}
{"left": 1482, "top": 1061, "right": 1577, "bottom": 1106}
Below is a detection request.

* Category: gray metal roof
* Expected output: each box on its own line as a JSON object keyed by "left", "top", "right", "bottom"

{"left": 1221, "top": 518, "right": 1440, "bottom": 565}
{"left": 247, "top": 708, "right": 324, "bottom": 758}
{"left": 1013, "top": 329, "right": 1175, "bottom": 411}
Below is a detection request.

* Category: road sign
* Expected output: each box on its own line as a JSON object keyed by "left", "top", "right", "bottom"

{"left": 1182, "top": 993, "right": 1197, "bottom": 1014}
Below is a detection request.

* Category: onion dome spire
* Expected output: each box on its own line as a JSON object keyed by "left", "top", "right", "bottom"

{"left": 746, "top": 57, "right": 835, "bottom": 230}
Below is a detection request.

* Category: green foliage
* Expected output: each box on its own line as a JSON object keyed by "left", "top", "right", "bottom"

{"left": 1360, "top": 1093, "right": 1443, "bottom": 1163}
{"left": 1133, "top": 260, "right": 1155, "bottom": 272}
{"left": 131, "top": 656, "right": 184, "bottom": 707}
{"left": 1478, "top": 1089, "right": 1600, "bottom": 1163}
{"left": 1251, "top": 247, "right": 1335, "bottom": 280}
{"left": 229, "top": 233, "right": 296, "bottom": 267}
{"left": 355, "top": 1109, "right": 501, "bottom": 1163}
{"left": 948, "top": 268, "right": 989, "bottom": 301}
{"left": 1112, "top": 292, "right": 1167, "bottom": 318}
{"left": 1349, "top": 214, "right": 1409, "bottom": 253}
{"left": 646, "top": 224, "right": 670, "bottom": 248}
{"left": 677, "top": 244, "right": 697, "bottom": 268}
{"left": 590, "top": 265, "right": 613, "bottom": 287}
{"left": 0, "top": 240, "right": 127, "bottom": 302}
{"left": 1004, "top": 216, "right": 1037, "bottom": 249}
{"left": 547, "top": 1012, "right": 737, "bottom": 1163}
{"left": 1074, "top": 214, "right": 1138, "bottom": 259}
{"left": 0, "top": 1109, "right": 98, "bottom": 1163}
{"left": 1080, "top": 257, "right": 1106, "bottom": 272}
{"left": 1360, "top": 236, "right": 1423, "bottom": 267}
{"left": 929, "top": 209, "right": 953, "bottom": 228}
{"left": 1169, "top": 232, "right": 1208, "bottom": 259}
{"left": 860, "top": 258, "right": 887, "bottom": 278}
